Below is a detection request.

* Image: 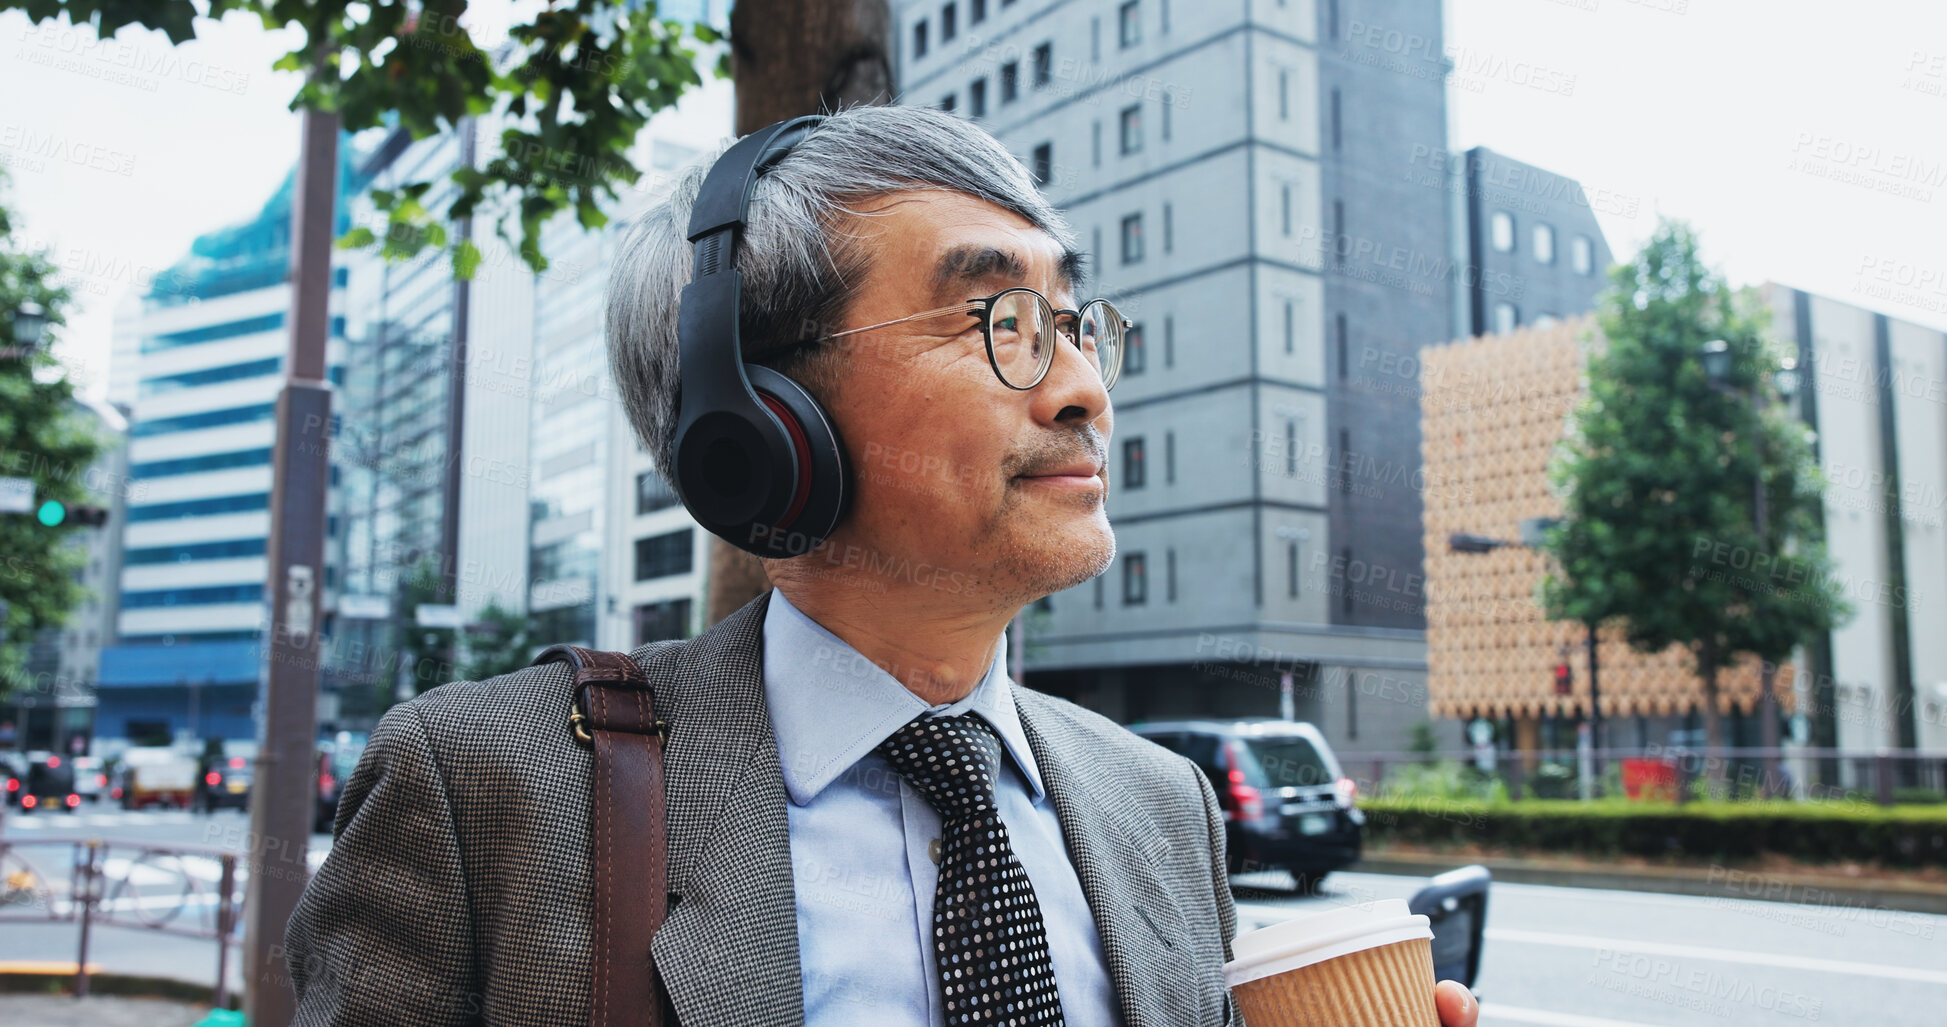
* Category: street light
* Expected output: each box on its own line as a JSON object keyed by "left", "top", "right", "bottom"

{"left": 3, "top": 301, "right": 47, "bottom": 359}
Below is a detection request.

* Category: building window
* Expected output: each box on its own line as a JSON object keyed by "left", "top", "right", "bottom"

{"left": 1092, "top": 120, "right": 1102, "bottom": 165}
{"left": 942, "top": 3, "right": 957, "bottom": 42}
{"left": 1125, "top": 322, "right": 1146, "bottom": 374}
{"left": 1001, "top": 61, "right": 1019, "bottom": 102}
{"left": 1119, "top": 1, "right": 1141, "bottom": 47}
{"left": 1336, "top": 313, "right": 1348, "bottom": 379}
{"left": 940, "top": 93, "right": 957, "bottom": 112}
{"left": 1281, "top": 183, "right": 1292, "bottom": 237}
{"left": 1532, "top": 223, "right": 1555, "bottom": 264}
{"left": 1124, "top": 437, "right": 1146, "bottom": 489}
{"left": 969, "top": 78, "right": 988, "bottom": 118}
{"left": 1330, "top": 88, "right": 1341, "bottom": 150}
{"left": 633, "top": 529, "right": 694, "bottom": 581}
{"left": 1340, "top": 547, "right": 1353, "bottom": 614}
{"left": 1094, "top": 575, "right": 1104, "bottom": 609}
{"left": 1164, "top": 315, "right": 1174, "bottom": 367}
{"left": 1164, "top": 431, "right": 1175, "bottom": 483}
{"left": 1338, "top": 429, "right": 1351, "bottom": 493}
{"left": 1571, "top": 234, "right": 1595, "bottom": 276}
{"left": 1493, "top": 302, "right": 1519, "bottom": 334}
{"left": 1287, "top": 541, "right": 1299, "bottom": 597}
{"left": 1120, "top": 104, "right": 1142, "bottom": 154}
{"left": 1166, "top": 548, "right": 1177, "bottom": 602}
{"left": 1328, "top": 0, "right": 1340, "bottom": 39}
{"left": 914, "top": 20, "right": 929, "bottom": 58}
{"left": 1333, "top": 199, "right": 1344, "bottom": 252}
{"left": 636, "top": 472, "right": 679, "bottom": 515}
{"left": 1161, "top": 92, "right": 1172, "bottom": 140}
{"left": 1124, "top": 552, "right": 1147, "bottom": 605}
{"left": 1161, "top": 0, "right": 1170, "bottom": 33}
{"left": 1533, "top": 311, "right": 1561, "bottom": 329}
{"left": 633, "top": 598, "right": 693, "bottom": 645}
{"left": 1490, "top": 210, "right": 1515, "bottom": 253}
{"left": 1031, "top": 142, "right": 1053, "bottom": 185}
{"left": 1162, "top": 203, "right": 1173, "bottom": 253}
{"left": 971, "top": 0, "right": 987, "bottom": 23}
{"left": 1121, "top": 213, "right": 1144, "bottom": 263}
{"left": 1278, "top": 68, "right": 1290, "bottom": 120}
{"left": 1033, "top": 42, "right": 1052, "bottom": 87}
{"left": 1283, "top": 299, "right": 1294, "bottom": 354}
{"left": 1091, "top": 16, "right": 1100, "bottom": 61}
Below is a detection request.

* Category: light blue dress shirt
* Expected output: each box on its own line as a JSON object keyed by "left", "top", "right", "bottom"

{"left": 761, "top": 588, "right": 1123, "bottom": 1026}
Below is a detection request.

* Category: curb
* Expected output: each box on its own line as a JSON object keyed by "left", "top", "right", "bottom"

{"left": 1354, "top": 852, "right": 1947, "bottom": 915}
{"left": 0, "top": 969, "right": 233, "bottom": 1007}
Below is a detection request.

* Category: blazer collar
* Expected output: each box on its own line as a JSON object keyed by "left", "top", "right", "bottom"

{"left": 634, "top": 591, "right": 1195, "bottom": 1027}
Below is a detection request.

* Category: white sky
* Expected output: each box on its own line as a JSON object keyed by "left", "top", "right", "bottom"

{"left": 4, "top": 0, "right": 1943, "bottom": 400}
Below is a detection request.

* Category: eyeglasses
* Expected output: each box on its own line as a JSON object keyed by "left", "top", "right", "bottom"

{"left": 823, "top": 288, "right": 1128, "bottom": 392}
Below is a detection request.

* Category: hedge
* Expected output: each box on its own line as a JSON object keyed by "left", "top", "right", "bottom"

{"left": 1358, "top": 798, "right": 1947, "bottom": 869}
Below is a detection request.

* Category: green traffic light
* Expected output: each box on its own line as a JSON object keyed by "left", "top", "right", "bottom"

{"left": 36, "top": 499, "right": 65, "bottom": 527}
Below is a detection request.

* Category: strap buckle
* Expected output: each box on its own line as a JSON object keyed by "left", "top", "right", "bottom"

{"left": 569, "top": 697, "right": 670, "bottom": 748}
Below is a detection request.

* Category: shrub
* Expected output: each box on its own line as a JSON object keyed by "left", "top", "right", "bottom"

{"left": 1358, "top": 798, "right": 1947, "bottom": 868}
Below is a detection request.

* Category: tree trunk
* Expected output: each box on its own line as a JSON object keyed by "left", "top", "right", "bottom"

{"left": 701, "top": 0, "right": 894, "bottom": 627}
{"left": 1697, "top": 642, "right": 1727, "bottom": 800}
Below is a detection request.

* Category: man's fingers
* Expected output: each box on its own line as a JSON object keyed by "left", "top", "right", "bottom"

{"left": 1434, "top": 979, "right": 1478, "bottom": 1027}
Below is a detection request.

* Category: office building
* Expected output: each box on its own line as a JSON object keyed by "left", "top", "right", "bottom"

{"left": 894, "top": 0, "right": 1454, "bottom": 753}
{"left": 1450, "top": 145, "right": 1615, "bottom": 337}
{"left": 97, "top": 147, "right": 364, "bottom": 749}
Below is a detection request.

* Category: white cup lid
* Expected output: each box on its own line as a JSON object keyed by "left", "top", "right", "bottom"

{"left": 1223, "top": 898, "right": 1433, "bottom": 987}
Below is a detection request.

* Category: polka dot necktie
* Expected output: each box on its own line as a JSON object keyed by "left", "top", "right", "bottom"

{"left": 875, "top": 712, "right": 1067, "bottom": 1026}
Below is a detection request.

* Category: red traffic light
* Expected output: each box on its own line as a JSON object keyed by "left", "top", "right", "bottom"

{"left": 1553, "top": 662, "right": 1573, "bottom": 696}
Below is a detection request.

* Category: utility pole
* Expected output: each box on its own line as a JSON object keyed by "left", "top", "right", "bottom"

{"left": 244, "top": 98, "right": 337, "bottom": 1025}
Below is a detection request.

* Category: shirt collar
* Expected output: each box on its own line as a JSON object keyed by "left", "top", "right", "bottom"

{"left": 762, "top": 587, "right": 1046, "bottom": 808}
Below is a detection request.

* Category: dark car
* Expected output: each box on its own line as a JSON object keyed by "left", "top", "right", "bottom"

{"left": 1130, "top": 719, "right": 1364, "bottom": 889}
{"left": 314, "top": 731, "right": 369, "bottom": 834}
{"left": 14, "top": 753, "right": 81, "bottom": 814}
{"left": 1, "top": 752, "right": 25, "bottom": 808}
{"left": 198, "top": 754, "right": 254, "bottom": 811}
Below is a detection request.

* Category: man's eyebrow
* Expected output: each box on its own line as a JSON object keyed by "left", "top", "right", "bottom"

{"left": 931, "top": 245, "right": 1030, "bottom": 297}
{"left": 928, "top": 244, "right": 1091, "bottom": 298}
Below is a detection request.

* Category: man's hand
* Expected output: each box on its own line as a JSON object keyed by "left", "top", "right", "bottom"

{"left": 1435, "top": 980, "right": 1479, "bottom": 1026}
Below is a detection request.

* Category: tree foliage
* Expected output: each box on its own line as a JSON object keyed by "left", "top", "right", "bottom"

{"left": 1542, "top": 220, "right": 1849, "bottom": 750}
{"left": 8, "top": 0, "right": 721, "bottom": 276}
{"left": 0, "top": 169, "right": 105, "bottom": 697}
{"left": 460, "top": 598, "right": 533, "bottom": 682}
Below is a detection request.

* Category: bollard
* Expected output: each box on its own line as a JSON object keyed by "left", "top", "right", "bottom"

{"left": 214, "top": 853, "right": 239, "bottom": 1009}
{"left": 74, "top": 841, "right": 99, "bottom": 999}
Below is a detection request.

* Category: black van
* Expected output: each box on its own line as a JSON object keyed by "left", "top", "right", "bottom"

{"left": 16, "top": 753, "right": 80, "bottom": 813}
{"left": 1130, "top": 719, "right": 1364, "bottom": 889}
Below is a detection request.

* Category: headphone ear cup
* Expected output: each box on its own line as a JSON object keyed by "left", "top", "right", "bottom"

{"left": 742, "top": 365, "right": 852, "bottom": 557}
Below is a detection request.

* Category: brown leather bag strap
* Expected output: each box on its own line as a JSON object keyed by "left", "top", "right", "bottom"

{"left": 535, "top": 643, "right": 672, "bottom": 1027}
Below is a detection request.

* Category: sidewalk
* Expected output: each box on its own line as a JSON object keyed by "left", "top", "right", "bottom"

{"left": 0, "top": 994, "right": 213, "bottom": 1027}
{"left": 1358, "top": 844, "right": 1947, "bottom": 915}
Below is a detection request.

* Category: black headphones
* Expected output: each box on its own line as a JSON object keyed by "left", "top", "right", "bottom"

{"left": 672, "top": 116, "right": 853, "bottom": 559}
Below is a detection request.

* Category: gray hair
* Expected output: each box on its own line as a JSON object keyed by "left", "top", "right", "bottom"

{"left": 606, "top": 104, "right": 1079, "bottom": 483}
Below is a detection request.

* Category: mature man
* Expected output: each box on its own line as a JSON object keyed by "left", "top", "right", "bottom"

{"left": 286, "top": 106, "right": 1479, "bottom": 1027}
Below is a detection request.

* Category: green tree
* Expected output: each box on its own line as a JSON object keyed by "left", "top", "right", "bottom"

{"left": 10, "top": 0, "right": 722, "bottom": 276}
{"left": 1542, "top": 220, "right": 1849, "bottom": 764}
{"left": 461, "top": 598, "right": 533, "bottom": 681}
{"left": 0, "top": 169, "right": 104, "bottom": 699}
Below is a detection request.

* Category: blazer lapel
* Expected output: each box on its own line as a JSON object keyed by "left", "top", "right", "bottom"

{"left": 637, "top": 591, "right": 806, "bottom": 1027}
{"left": 1016, "top": 693, "right": 1200, "bottom": 1027}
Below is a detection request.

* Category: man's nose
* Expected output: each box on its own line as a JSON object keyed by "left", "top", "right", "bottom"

{"left": 1033, "top": 332, "right": 1111, "bottom": 427}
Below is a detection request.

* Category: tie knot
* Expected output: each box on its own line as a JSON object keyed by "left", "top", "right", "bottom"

{"left": 874, "top": 712, "right": 1002, "bottom": 818}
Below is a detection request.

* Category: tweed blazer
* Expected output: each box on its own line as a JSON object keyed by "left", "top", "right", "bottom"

{"left": 287, "top": 590, "right": 1243, "bottom": 1026}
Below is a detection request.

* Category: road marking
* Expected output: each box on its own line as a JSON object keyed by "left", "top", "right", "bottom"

{"left": 1487, "top": 928, "right": 1947, "bottom": 986}
{"left": 1480, "top": 1005, "right": 1661, "bottom": 1027}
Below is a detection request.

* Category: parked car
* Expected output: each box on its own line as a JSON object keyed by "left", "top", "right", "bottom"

{"left": 198, "top": 754, "right": 254, "bottom": 812}
{"left": 14, "top": 753, "right": 81, "bottom": 813}
{"left": 1130, "top": 719, "right": 1364, "bottom": 889}
{"left": 314, "top": 731, "right": 369, "bottom": 834}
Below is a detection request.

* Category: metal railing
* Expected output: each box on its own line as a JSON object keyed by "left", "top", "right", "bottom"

{"left": 1340, "top": 746, "right": 1947, "bottom": 805}
{"left": 0, "top": 818, "right": 242, "bottom": 1005}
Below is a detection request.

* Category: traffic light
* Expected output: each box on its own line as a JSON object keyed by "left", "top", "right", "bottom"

{"left": 1553, "top": 662, "right": 1573, "bottom": 696}
{"left": 30, "top": 501, "right": 109, "bottom": 528}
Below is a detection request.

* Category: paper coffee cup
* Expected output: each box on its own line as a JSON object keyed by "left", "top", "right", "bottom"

{"left": 1223, "top": 898, "right": 1439, "bottom": 1027}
